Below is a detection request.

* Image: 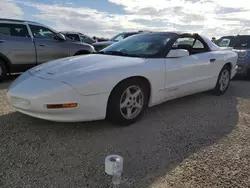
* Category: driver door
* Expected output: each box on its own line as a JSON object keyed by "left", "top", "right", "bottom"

{"left": 28, "top": 24, "right": 70, "bottom": 64}
{"left": 164, "top": 36, "right": 216, "bottom": 100}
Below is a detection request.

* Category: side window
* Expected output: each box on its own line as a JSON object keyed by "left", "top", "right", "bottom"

{"left": 217, "top": 38, "right": 231, "bottom": 47}
{"left": 193, "top": 40, "right": 204, "bottom": 49}
{"left": 175, "top": 37, "right": 195, "bottom": 46}
{"left": 173, "top": 37, "right": 207, "bottom": 54}
{"left": 113, "top": 34, "right": 125, "bottom": 42}
{"left": 116, "top": 35, "right": 125, "bottom": 41}
{"left": 79, "top": 35, "right": 87, "bottom": 42}
{"left": 29, "top": 25, "right": 55, "bottom": 39}
{"left": 80, "top": 35, "right": 94, "bottom": 43}
{"left": 65, "top": 34, "right": 80, "bottom": 41}
{"left": 0, "top": 23, "right": 29, "bottom": 38}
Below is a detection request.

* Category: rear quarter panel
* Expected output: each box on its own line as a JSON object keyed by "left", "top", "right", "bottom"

{"left": 210, "top": 50, "right": 238, "bottom": 79}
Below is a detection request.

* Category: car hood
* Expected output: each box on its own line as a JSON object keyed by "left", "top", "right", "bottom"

{"left": 29, "top": 54, "right": 144, "bottom": 82}
{"left": 92, "top": 41, "right": 114, "bottom": 46}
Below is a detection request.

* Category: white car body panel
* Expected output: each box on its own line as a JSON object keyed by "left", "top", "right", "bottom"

{"left": 27, "top": 54, "right": 166, "bottom": 106}
{"left": 162, "top": 50, "right": 237, "bottom": 103}
{"left": 7, "top": 73, "right": 110, "bottom": 121}
{"left": 6, "top": 34, "right": 238, "bottom": 122}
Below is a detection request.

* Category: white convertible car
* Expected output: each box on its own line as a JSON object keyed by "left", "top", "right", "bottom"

{"left": 7, "top": 32, "right": 238, "bottom": 125}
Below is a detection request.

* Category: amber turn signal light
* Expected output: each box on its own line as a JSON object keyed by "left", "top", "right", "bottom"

{"left": 46, "top": 103, "right": 78, "bottom": 109}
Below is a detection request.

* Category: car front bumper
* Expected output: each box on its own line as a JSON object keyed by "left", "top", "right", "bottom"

{"left": 235, "top": 57, "right": 250, "bottom": 76}
{"left": 6, "top": 73, "right": 109, "bottom": 122}
{"left": 236, "top": 64, "right": 249, "bottom": 76}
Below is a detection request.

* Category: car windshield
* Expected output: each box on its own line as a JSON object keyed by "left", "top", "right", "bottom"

{"left": 102, "top": 34, "right": 172, "bottom": 57}
{"left": 79, "top": 34, "right": 94, "bottom": 41}
{"left": 216, "top": 36, "right": 250, "bottom": 48}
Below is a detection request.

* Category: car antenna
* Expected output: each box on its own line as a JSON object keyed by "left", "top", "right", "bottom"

{"left": 237, "top": 26, "right": 245, "bottom": 36}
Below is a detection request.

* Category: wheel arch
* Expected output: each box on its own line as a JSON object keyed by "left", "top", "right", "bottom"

{"left": 0, "top": 53, "right": 11, "bottom": 73}
{"left": 223, "top": 62, "right": 233, "bottom": 77}
{"left": 106, "top": 76, "right": 152, "bottom": 115}
{"left": 224, "top": 62, "right": 232, "bottom": 70}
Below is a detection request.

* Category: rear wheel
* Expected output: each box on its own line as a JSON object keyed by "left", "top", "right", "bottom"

{"left": 107, "top": 79, "right": 149, "bottom": 126}
{"left": 0, "top": 60, "right": 7, "bottom": 82}
{"left": 212, "top": 65, "right": 231, "bottom": 96}
{"left": 246, "top": 68, "right": 250, "bottom": 80}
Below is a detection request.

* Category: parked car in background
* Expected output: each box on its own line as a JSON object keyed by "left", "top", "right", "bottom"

{"left": 93, "top": 36, "right": 109, "bottom": 42}
{"left": 61, "top": 31, "right": 96, "bottom": 44}
{"left": 216, "top": 35, "right": 250, "bottom": 78}
{"left": 7, "top": 32, "right": 237, "bottom": 125}
{"left": 0, "top": 18, "right": 95, "bottom": 81}
{"left": 92, "top": 31, "right": 150, "bottom": 51}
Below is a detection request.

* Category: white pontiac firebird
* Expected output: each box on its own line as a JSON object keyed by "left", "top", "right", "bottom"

{"left": 6, "top": 32, "right": 238, "bottom": 125}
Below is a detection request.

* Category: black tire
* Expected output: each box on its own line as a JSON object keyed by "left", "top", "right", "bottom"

{"left": 0, "top": 60, "right": 7, "bottom": 82}
{"left": 107, "top": 78, "right": 149, "bottom": 126}
{"left": 212, "top": 65, "right": 231, "bottom": 96}
{"left": 246, "top": 69, "right": 250, "bottom": 80}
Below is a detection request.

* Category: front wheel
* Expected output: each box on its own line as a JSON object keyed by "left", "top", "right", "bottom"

{"left": 212, "top": 65, "right": 231, "bottom": 96}
{"left": 0, "top": 61, "right": 7, "bottom": 82}
{"left": 107, "top": 79, "right": 149, "bottom": 126}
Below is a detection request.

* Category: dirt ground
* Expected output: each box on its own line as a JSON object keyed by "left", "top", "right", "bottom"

{"left": 0, "top": 77, "right": 250, "bottom": 188}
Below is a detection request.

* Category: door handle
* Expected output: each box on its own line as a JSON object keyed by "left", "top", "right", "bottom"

{"left": 210, "top": 59, "right": 216, "bottom": 63}
{"left": 0, "top": 40, "right": 5, "bottom": 43}
{"left": 37, "top": 43, "right": 46, "bottom": 47}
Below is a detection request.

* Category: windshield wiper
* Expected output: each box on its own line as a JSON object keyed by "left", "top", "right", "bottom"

{"left": 104, "top": 50, "right": 130, "bottom": 56}
{"left": 93, "top": 51, "right": 127, "bottom": 56}
{"left": 94, "top": 50, "right": 143, "bottom": 57}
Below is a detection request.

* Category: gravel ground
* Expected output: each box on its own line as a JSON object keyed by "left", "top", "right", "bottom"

{"left": 0, "top": 77, "right": 250, "bottom": 188}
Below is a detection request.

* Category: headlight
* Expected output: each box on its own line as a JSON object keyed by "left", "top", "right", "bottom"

{"left": 8, "top": 71, "right": 31, "bottom": 90}
{"left": 8, "top": 96, "right": 31, "bottom": 109}
{"left": 234, "top": 50, "right": 248, "bottom": 60}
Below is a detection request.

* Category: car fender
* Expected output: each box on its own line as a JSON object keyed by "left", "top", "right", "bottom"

{"left": 66, "top": 58, "right": 166, "bottom": 106}
{"left": 70, "top": 43, "right": 95, "bottom": 55}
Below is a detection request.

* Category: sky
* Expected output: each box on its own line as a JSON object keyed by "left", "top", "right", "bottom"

{"left": 1, "top": 0, "right": 250, "bottom": 39}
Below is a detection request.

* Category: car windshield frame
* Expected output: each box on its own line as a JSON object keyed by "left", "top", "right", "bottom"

{"left": 101, "top": 33, "right": 177, "bottom": 58}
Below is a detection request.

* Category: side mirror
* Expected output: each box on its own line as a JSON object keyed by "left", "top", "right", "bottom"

{"left": 167, "top": 49, "right": 189, "bottom": 58}
{"left": 54, "top": 33, "right": 66, "bottom": 41}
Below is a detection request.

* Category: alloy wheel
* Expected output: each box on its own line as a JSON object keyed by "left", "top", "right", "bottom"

{"left": 119, "top": 86, "right": 144, "bottom": 120}
{"left": 219, "top": 69, "right": 230, "bottom": 91}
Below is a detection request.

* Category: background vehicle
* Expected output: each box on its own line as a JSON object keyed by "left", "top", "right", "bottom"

{"left": 7, "top": 32, "right": 237, "bottom": 125}
{"left": 216, "top": 35, "right": 250, "bottom": 78}
{"left": 0, "top": 18, "right": 95, "bottom": 81}
{"left": 93, "top": 36, "right": 109, "bottom": 42}
{"left": 61, "top": 31, "right": 96, "bottom": 44}
{"left": 92, "top": 31, "right": 150, "bottom": 51}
